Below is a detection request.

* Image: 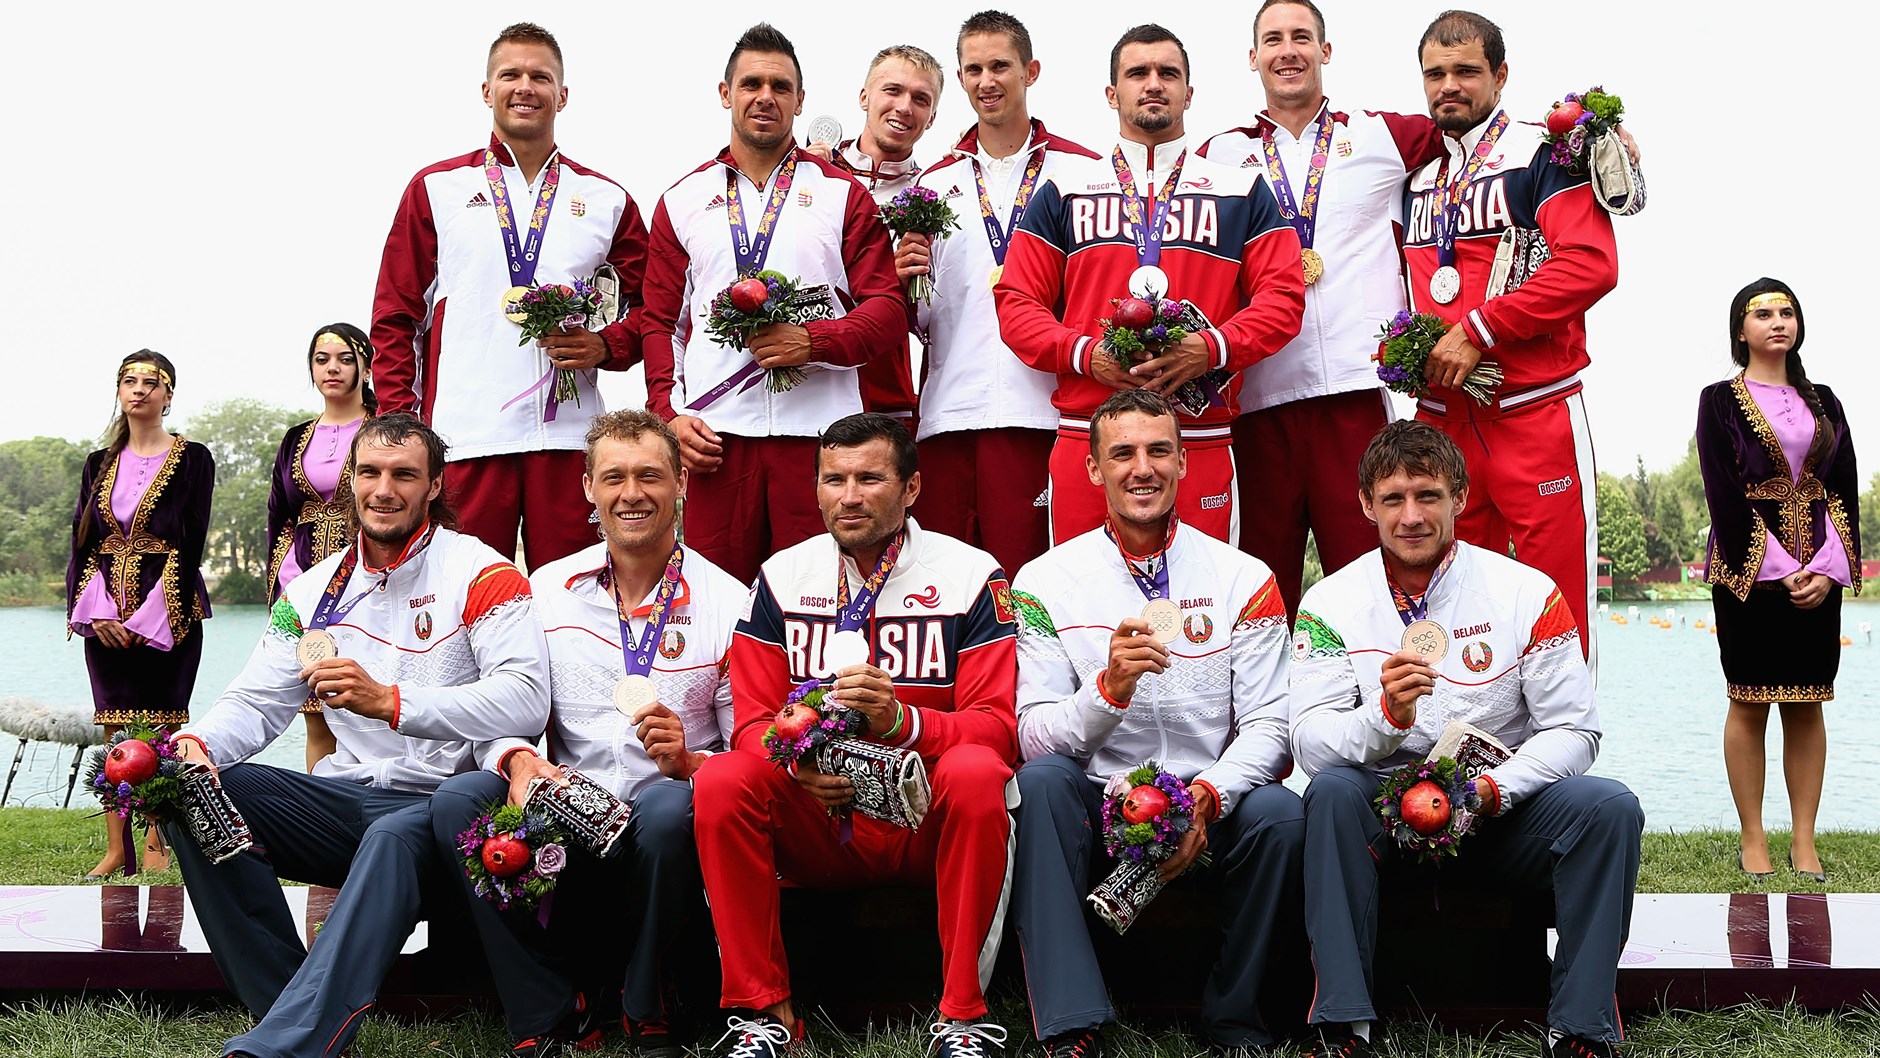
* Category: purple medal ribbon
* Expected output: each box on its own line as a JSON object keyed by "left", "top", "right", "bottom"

{"left": 486, "top": 147, "right": 562, "bottom": 286}
{"left": 1260, "top": 105, "right": 1336, "bottom": 251}
{"left": 1102, "top": 523, "right": 1172, "bottom": 602}
{"left": 307, "top": 524, "right": 437, "bottom": 632}
{"left": 1432, "top": 112, "right": 1510, "bottom": 270}
{"left": 693, "top": 155, "right": 802, "bottom": 409}
{"left": 970, "top": 141, "right": 1048, "bottom": 267}
{"left": 1388, "top": 542, "right": 1459, "bottom": 626}
{"left": 835, "top": 529, "right": 905, "bottom": 634}
{"left": 1110, "top": 146, "right": 1186, "bottom": 267}
{"left": 487, "top": 148, "right": 567, "bottom": 420}
{"left": 605, "top": 546, "right": 686, "bottom": 678}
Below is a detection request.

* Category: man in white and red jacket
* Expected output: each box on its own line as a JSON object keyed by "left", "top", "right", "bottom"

{"left": 895, "top": 11, "right": 1098, "bottom": 577}
{"left": 1198, "top": 0, "right": 1445, "bottom": 616}
{"left": 639, "top": 24, "right": 906, "bottom": 586}
{"left": 1009, "top": 390, "right": 1302, "bottom": 1057}
{"left": 371, "top": 23, "right": 647, "bottom": 568}
{"left": 813, "top": 43, "right": 945, "bottom": 428}
{"left": 168, "top": 414, "right": 551, "bottom": 1058}
{"left": 692, "top": 414, "right": 1018, "bottom": 1058}
{"left": 995, "top": 23, "right": 1304, "bottom": 547}
{"left": 1290, "top": 420, "right": 1640, "bottom": 1058}
{"left": 1399, "top": 11, "right": 1619, "bottom": 665}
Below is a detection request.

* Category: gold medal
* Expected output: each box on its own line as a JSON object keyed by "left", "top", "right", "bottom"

{"left": 613, "top": 674, "right": 660, "bottom": 717}
{"left": 1401, "top": 619, "right": 1449, "bottom": 664}
{"left": 987, "top": 265, "right": 1004, "bottom": 290}
{"left": 296, "top": 628, "right": 338, "bottom": 669}
{"left": 1301, "top": 248, "right": 1324, "bottom": 286}
{"left": 501, "top": 285, "right": 530, "bottom": 323}
{"left": 1140, "top": 599, "right": 1181, "bottom": 646}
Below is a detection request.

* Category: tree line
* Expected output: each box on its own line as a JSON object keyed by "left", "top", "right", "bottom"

{"left": 1, "top": 409, "right": 1874, "bottom": 605}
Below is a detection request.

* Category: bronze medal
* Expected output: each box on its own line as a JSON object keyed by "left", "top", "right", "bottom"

{"left": 296, "top": 628, "right": 338, "bottom": 669}
{"left": 1140, "top": 599, "right": 1181, "bottom": 646}
{"left": 1401, "top": 619, "right": 1450, "bottom": 664}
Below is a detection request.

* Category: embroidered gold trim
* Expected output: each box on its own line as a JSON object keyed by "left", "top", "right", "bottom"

{"left": 1827, "top": 494, "right": 1862, "bottom": 595}
{"left": 1727, "top": 682, "right": 1834, "bottom": 704}
{"left": 1706, "top": 511, "right": 1768, "bottom": 602}
{"left": 91, "top": 436, "right": 192, "bottom": 641}
{"left": 275, "top": 419, "right": 360, "bottom": 594}
{"left": 94, "top": 709, "right": 191, "bottom": 726}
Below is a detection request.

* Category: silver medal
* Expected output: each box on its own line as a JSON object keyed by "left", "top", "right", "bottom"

{"left": 826, "top": 629, "right": 871, "bottom": 672}
{"left": 1429, "top": 265, "right": 1461, "bottom": 305}
{"left": 805, "top": 115, "right": 844, "bottom": 149}
{"left": 1128, "top": 265, "right": 1169, "bottom": 300}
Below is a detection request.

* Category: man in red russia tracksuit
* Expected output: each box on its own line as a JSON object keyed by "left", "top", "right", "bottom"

{"left": 1400, "top": 11, "right": 1618, "bottom": 665}
{"left": 995, "top": 23, "right": 1304, "bottom": 547}
{"left": 371, "top": 23, "right": 647, "bottom": 568}
{"left": 639, "top": 25, "right": 906, "bottom": 586}
{"left": 692, "top": 413, "right": 1019, "bottom": 1058}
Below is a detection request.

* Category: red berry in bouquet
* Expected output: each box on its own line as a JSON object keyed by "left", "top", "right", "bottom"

{"left": 729, "top": 277, "right": 771, "bottom": 313}
{"left": 772, "top": 700, "right": 817, "bottom": 743}
{"left": 1113, "top": 297, "right": 1155, "bottom": 330}
{"left": 103, "top": 739, "right": 160, "bottom": 787}
{"left": 1121, "top": 783, "right": 1171, "bottom": 825}
{"left": 1400, "top": 780, "right": 1452, "bottom": 836}
{"left": 480, "top": 835, "right": 532, "bottom": 878}
{"left": 1545, "top": 100, "right": 1585, "bottom": 137}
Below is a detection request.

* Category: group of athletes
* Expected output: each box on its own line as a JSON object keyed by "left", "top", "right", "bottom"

{"left": 159, "top": 5, "right": 1646, "bottom": 1058}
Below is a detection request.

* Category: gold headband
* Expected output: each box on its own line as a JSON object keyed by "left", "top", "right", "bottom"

{"left": 315, "top": 331, "right": 350, "bottom": 347}
{"left": 1743, "top": 293, "right": 1793, "bottom": 314}
{"left": 121, "top": 362, "right": 173, "bottom": 388}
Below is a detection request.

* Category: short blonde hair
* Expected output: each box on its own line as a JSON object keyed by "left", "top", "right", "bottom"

{"left": 866, "top": 44, "right": 945, "bottom": 101}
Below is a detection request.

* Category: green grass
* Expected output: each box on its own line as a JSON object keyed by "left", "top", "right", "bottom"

{"left": 2, "top": 809, "right": 1878, "bottom": 1055}
{"left": 2, "top": 998, "right": 1879, "bottom": 1058}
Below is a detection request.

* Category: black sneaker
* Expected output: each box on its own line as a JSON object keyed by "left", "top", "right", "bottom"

{"left": 625, "top": 1013, "right": 684, "bottom": 1058}
{"left": 1544, "top": 1034, "right": 1619, "bottom": 1058}
{"left": 1302, "top": 1027, "right": 1373, "bottom": 1058}
{"left": 1043, "top": 1028, "right": 1102, "bottom": 1058}
{"left": 708, "top": 1012, "right": 804, "bottom": 1057}
{"left": 928, "top": 1020, "right": 1008, "bottom": 1058}
{"left": 511, "top": 991, "right": 604, "bottom": 1057}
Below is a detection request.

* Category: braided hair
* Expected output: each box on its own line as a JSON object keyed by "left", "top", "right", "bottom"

{"left": 1728, "top": 277, "right": 1832, "bottom": 469}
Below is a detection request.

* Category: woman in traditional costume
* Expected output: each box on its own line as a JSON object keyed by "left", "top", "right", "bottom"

{"left": 265, "top": 323, "right": 375, "bottom": 770}
{"left": 67, "top": 351, "right": 215, "bottom": 877}
{"left": 1698, "top": 278, "right": 1859, "bottom": 884}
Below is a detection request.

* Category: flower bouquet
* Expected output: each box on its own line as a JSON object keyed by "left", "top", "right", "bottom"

{"left": 85, "top": 727, "right": 256, "bottom": 870}
{"left": 880, "top": 186, "right": 960, "bottom": 305}
{"left": 1374, "top": 756, "right": 1482, "bottom": 863}
{"left": 1087, "top": 762, "right": 1208, "bottom": 934}
{"left": 1099, "top": 295, "right": 1229, "bottom": 418}
{"left": 763, "top": 679, "right": 930, "bottom": 830}
{"left": 703, "top": 271, "right": 818, "bottom": 393}
{"left": 85, "top": 727, "right": 187, "bottom": 828}
{"left": 509, "top": 279, "right": 604, "bottom": 405}
{"left": 457, "top": 802, "right": 568, "bottom": 921}
{"left": 1374, "top": 310, "right": 1503, "bottom": 405}
{"left": 1543, "top": 86, "right": 1644, "bottom": 216}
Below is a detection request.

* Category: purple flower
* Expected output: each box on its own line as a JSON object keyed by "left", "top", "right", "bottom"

{"left": 535, "top": 843, "right": 567, "bottom": 877}
{"left": 117, "top": 781, "right": 133, "bottom": 798}
{"left": 786, "top": 680, "right": 820, "bottom": 704}
{"left": 1158, "top": 300, "right": 1183, "bottom": 320}
{"left": 1566, "top": 126, "right": 1587, "bottom": 155}
{"left": 1146, "top": 324, "right": 1169, "bottom": 342}
{"left": 1575, "top": 111, "right": 1595, "bottom": 126}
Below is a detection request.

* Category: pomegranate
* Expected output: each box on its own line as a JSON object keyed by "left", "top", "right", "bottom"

{"left": 103, "top": 740, "right": 160, "bottom": 786}
{"left": 481, "top": 835, "right": 532, "bottom": 878}
{"left": 1400, "top": 780, "right": 1453, "bottom": 836}
{"left": 1121, "top": 783, "right": 1171, "bottom": 825}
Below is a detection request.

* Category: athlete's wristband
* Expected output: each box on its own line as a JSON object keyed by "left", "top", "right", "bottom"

{"left": 882, "top": 700, "right": 906, "bottom": 741}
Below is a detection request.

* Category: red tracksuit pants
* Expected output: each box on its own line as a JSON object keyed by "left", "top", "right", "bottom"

{"left": 1047, "top": 430, "right": 1237, "bottom": 545}
{"left": 916, "top": 427, "right": 1055, "bottom": 578}
{"left": 681, "top": 436, "right": 827, "bottom": 586}
{"left": 1419, "top": 391, "right": 1598, "bottom": 667}
{"left": 447, "top": 449, "right": 597, "bottom": 569}
{"left": 693, "top": 745, "right": 1015, "bottom": 1020}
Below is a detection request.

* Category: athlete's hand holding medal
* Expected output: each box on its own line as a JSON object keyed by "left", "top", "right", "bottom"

{"left": 292, "top": 550, "right": 399, "bottom": 723}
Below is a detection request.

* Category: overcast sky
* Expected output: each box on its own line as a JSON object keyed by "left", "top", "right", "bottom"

{"left": 10, "top": 1, "right": 1865, "bottom": 477}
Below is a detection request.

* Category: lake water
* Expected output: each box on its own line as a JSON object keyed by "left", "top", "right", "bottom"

{"left": 3, "top": 601, "right": 1876, "bottom": 832}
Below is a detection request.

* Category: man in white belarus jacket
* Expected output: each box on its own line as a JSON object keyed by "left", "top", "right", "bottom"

{"left": 168, "top": 413, "right": 551, "bottom": 1058}
{"left": 429, "top": 411, "right": 744, "bottom": 1058}
{"left": 1009, "top": 390, "right": 1303, "bottom": 1058}
{"left": 1290, "top": 421, "right": 1641, "bottom": 1058}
